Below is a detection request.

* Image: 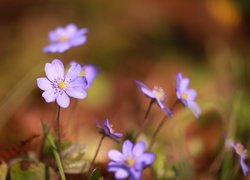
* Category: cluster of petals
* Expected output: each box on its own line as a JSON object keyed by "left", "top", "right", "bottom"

{"left": 96, "top": 118, "right": 123, "bottom": 143}
{"left": 226, "top": 140, "right": 248, "bottom": 176}
{"left": 135, "top": 80, "right": 172, "bottom": 116}
{"left": 176, "top": 73, "right": 201, "bottom": 118}
{"left": 107, "top": 140, "right": 156, "bottom": 180}
{"left": 37, "top": 59, "right": 87, "bottom": 108}
{"left": 43, "top": 24, "right": 88, "bottom": 53}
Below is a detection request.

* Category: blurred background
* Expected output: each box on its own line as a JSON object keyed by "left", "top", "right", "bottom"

{"left": 0, "top": 0, "right": 250, "bottom": 179}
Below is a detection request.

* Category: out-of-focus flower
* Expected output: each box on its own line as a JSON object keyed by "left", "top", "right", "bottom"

{"left": 70, "top": 61, "right": 98, "bottom": 89}
{"left": 176, "top": 73, "right": 201, "bottom": 118}
{"left": 135, "top": 80, "right": 172, "bottom": 116}
{"left": 107, "top": 140, "right": 156, "bottom": 180}
{"left": 226, "top": 140, "right": 248, "bottom": 176}
{"left": 43, "top": 24, "right": 88, "bottom": 53}
{"left": 96, "top": 119, "right": 123, "bottom": 143}
{"left": 37, "top": 59, "right": 87, "bottom": 108}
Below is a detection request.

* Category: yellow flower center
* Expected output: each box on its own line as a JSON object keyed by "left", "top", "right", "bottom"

{"left": 58, "top": 35, "right": 69, "bottom": 43}
{"left": 152, "top": 86, "right": 165, "bottom": 101}
{"left": 126, "top": 157, "right": 135, "bottom": 167}
{"left": 181, "top": 93, "right": 188, "bottom": 99}
{"left": 58, "top": 81, "right": 67, "bottom": 89}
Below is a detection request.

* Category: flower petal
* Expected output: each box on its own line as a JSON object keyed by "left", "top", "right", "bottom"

{"left": 84, "top": 65, "right": 98, "bottom": 88}
{"left": 136, "top": 152, "right": 156, "bottom": 168}
{"left": 37, "top": 78, "right": 52, "bottom": 91}
{"left": 56, "top": 91, "right": 70, "bottom": 108}
{"left": 115, "top": 168, "right": 129, "bottom": 179}
{"left": 45, "top": 59, "right": 64, "bottom": 81}
{"left": 108, "top": 150, "right": 124, "bottom": 162}
{"left": 135, "top": 80, "right": 154, "bottom": 98}
{"left": 186, "top": 89, "right": 197, "bottom": 101}
{"left": 240, "top": 158, "right": 249, "bottom": 176}
{"left": 65, "top": 87, "right": 87, "bottom": 99}
{"left": 42, "top": 89, "right": 57, "bottom": 103}
{"left": 69, "top": 76, "right": 88, "bottom": 89}
{"left": 188, "top": 101, "right": 201, "bottom": 118}
{"left": 132, "top": 141, "right": 145, "bottom": 157}
{"left": 65, "top": 62, "right": 82, "bottom": 82}
{"left": 122, "top": 140, "right": 133, "bottom": 157}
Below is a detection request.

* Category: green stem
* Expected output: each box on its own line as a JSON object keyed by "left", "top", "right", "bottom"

{"left": 88, "top": 135, "right": 105, "bottom": 174}
{"left": 148, "top": 99, "right": 179, "bottom": 150}
{"left": 134, "top": 99, "right": 155, "bottom": 141}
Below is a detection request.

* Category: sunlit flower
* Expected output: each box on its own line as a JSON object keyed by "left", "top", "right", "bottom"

{"left": 96, "top": 118, "right": 123, "bottom": 143}
{"left": 37, "top": 59, "right": 87, "bottom": 108}
{"left": 70, "top": 61, "right": 98, "bottom": 89}
{"left": 107, "top": 140, "right": 156, "bottom": 180}
{"left": 226, "top": 140, "right": 248, "bottom": 176}
{"left": 176, "top": 73, "right": 201, "bottom": 118}
{"left": 43, "top": 24, "right": 88, "bottom": 53}
{"left": 135, "top": 80, "right": 172, "bottom": 116}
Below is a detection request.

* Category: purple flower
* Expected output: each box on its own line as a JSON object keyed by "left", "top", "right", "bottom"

{"left": 96, "top": 119, "right": 123, "bottom": 143}
{"left": 70, "top": 61, "right": 98, "bottom": 89}
{"left": 43, "top": 24, "right": 88, "bottom": 53}
{"left": 227, "top": 140, "right": 248, "bottom": 176}
{"left": 37, "top": 59, "right": 87, "bottom": 108}
{"left": 135, "top": 80, "right": 172, "bottom": 116}
{"left": 176, "top": 73, "right": 201, "bottom": 118}
{"left": 107, "top": 140, "right": 156, "bottom": 180}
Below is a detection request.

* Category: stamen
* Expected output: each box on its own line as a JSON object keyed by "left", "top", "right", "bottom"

{"left": 152, "top": 86, "right": 165, "bottom": 101}
{"left": 181, "top": 93, "right": 188, "bottom": 99}
{"left": 58, "top": 81, "right": 67, "bottom": 89}
{"left": 126, "top": 157, "right": 135, "bottom": 167}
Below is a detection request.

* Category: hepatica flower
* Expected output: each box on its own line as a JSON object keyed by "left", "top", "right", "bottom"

{"left": 43, "top": 24, "right": 88, "bottom": 53}
{"left": 135, "top": 80, "right": 172, "bottom": 116}
{"left": 70, "top": 61, "right": 98, "bottom": 89}
{"left": 227, "top": 140, "right": 248, "bottom": 176}
{"left": 107, "top": 140, "right": 156, "bottom": 180}
{"left": 96, "top": 119, "right": 123, "bottom": 143}
{"left": 176, "top": 73, "right": 201, "bottom": 118}
{"left": 37, "top": 59, "right": 87, "bottom": 108}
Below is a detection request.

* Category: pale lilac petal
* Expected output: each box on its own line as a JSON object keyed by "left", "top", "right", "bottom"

{"left": 69, "top": 76, "right": 88, "bottom": 89}
{"left": 42, "top": 89, "right": 57, "bottom": 103}
{"left": 65, "top": 87, "right": 87, "bottom": 99}
{"left": 65, "top": 24, "right": 77, "bottom": 35}
{"left": 70, "top": 36, "right": 87, "bottom": 46}
{"left": 180, "top": 78, "right": 189, "bottom": 92}
{"left": 156, "top": 100, "right": 172, "bottom": 116}
{"left": 107, "top": 162, "right": 121, "bottom": 172}
{"left": 122, "top": 140, "right": 133, "bottom": 157}
{"left": 137, "top": 152, "right": 156, "bottom": 167}
{"left": 37, "top": 78, "right": 52, "bottom": 91}
{"left": 132, "top": 141, "right": 145, "bottom": 157}
{"left": 113, "top": 133, "right": 123, "bottom": 138}
{"left": 240, "top": 158, "right": 248, "bottom": 176}
{"left": 51, "top": 59, "right": 64, "bottom": 78}
{"left": 65, "top": 62, "right": 82, "bottom": 82}
{"left": 108, "top": 150, "right": 124, "bottom": 162}
{"left": 84, "top": 65, "right": 98, "bottom": 88}
{"left": 45, "top": 59, "right": 64, "bottom": 81}
{"left": 135, "top": 80, "right": 154, "bottom": 98}
{"left": 115, "top": 168, "right": 129, "bottom": 179}
{"left": 188, "top": 102, "right": 201, "bottom": 118}
{"left": 56, "top": 92, "right": 70, "bottom": 108}
{"left": 186, "top": 89, "right": 196, "bottom": 101}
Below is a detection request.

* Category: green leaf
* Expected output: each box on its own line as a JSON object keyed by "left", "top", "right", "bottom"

{"left": 88, "top": 168, "right": 103, "bottom": 180}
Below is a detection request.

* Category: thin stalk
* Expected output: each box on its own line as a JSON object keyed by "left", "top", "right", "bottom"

{"left": 148, "top": 99, "right": 179, "bottom": 150}
{"left": 135, "top": 99, "right": 155, "bottom": 141}
{"left": 88, "top": 135, "right": 106, "bottom": 174}
{"left": 55, "top": 105, "right": 62, "bottom": 163}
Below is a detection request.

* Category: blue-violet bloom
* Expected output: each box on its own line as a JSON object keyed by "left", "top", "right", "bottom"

{"left": 37, "top": 59, "right": 87, "bottom": 108}
{"left": 107, "top": 139, "right": 156, "bottom": 180}
{"left": 135, "top": 80, "right": 172, "bottom": 116}
{"left": 227, "top": 140, "right": 248, "bottom": 176}
{"left": 176, "top": 73, "right": 201, "bottom": 118}
{"left": 43, "top": 24, "right": 88, "bottom": 53}
{"left": 96, "top": 119, "right": 123, "bottom": 143}
{"left": 70, "top": 61, "right": 98, "bottom": 89}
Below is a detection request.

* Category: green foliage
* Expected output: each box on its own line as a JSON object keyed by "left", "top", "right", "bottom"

{"left": 88, "top": 168, "right": 103, "bottom": 180}
{"left": 0, "top": 162, "right": 8, "bottom": 180}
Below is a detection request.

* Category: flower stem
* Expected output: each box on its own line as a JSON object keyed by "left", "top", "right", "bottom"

{"left": 134, "top": 99, "right": 155, "bottom": 141}
{"left": 88, "top": 135, "right": 105, "bottom": 174}
{"left": 55, "top": 105, "right": 62, "bottom": 164}
{"left": 148, "top": 99, "right": 179, "bottom": 150}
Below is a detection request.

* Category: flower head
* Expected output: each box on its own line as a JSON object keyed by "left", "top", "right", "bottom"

{"left": 37, "top": 59, "right": 87, "bottom": 108}
{"left": 107, "top": 140, "right": 156, "bottom": 180}
{"left": 135, "top": 80, "right": 172, "bottom": 116}
{"left": 70, "top": 62, "right": 98, "bottom": 89}
{"left": 226, "top": 140, "right": 248, "bottom": 176}
{"left": 176, "top": 73, "right": 201, "bottom": 118}
{"left": 43, "top": 24, "right": 88, "bottom": 53}
{"left": 96, "top": 119, "right": 123, "bottom": 143}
